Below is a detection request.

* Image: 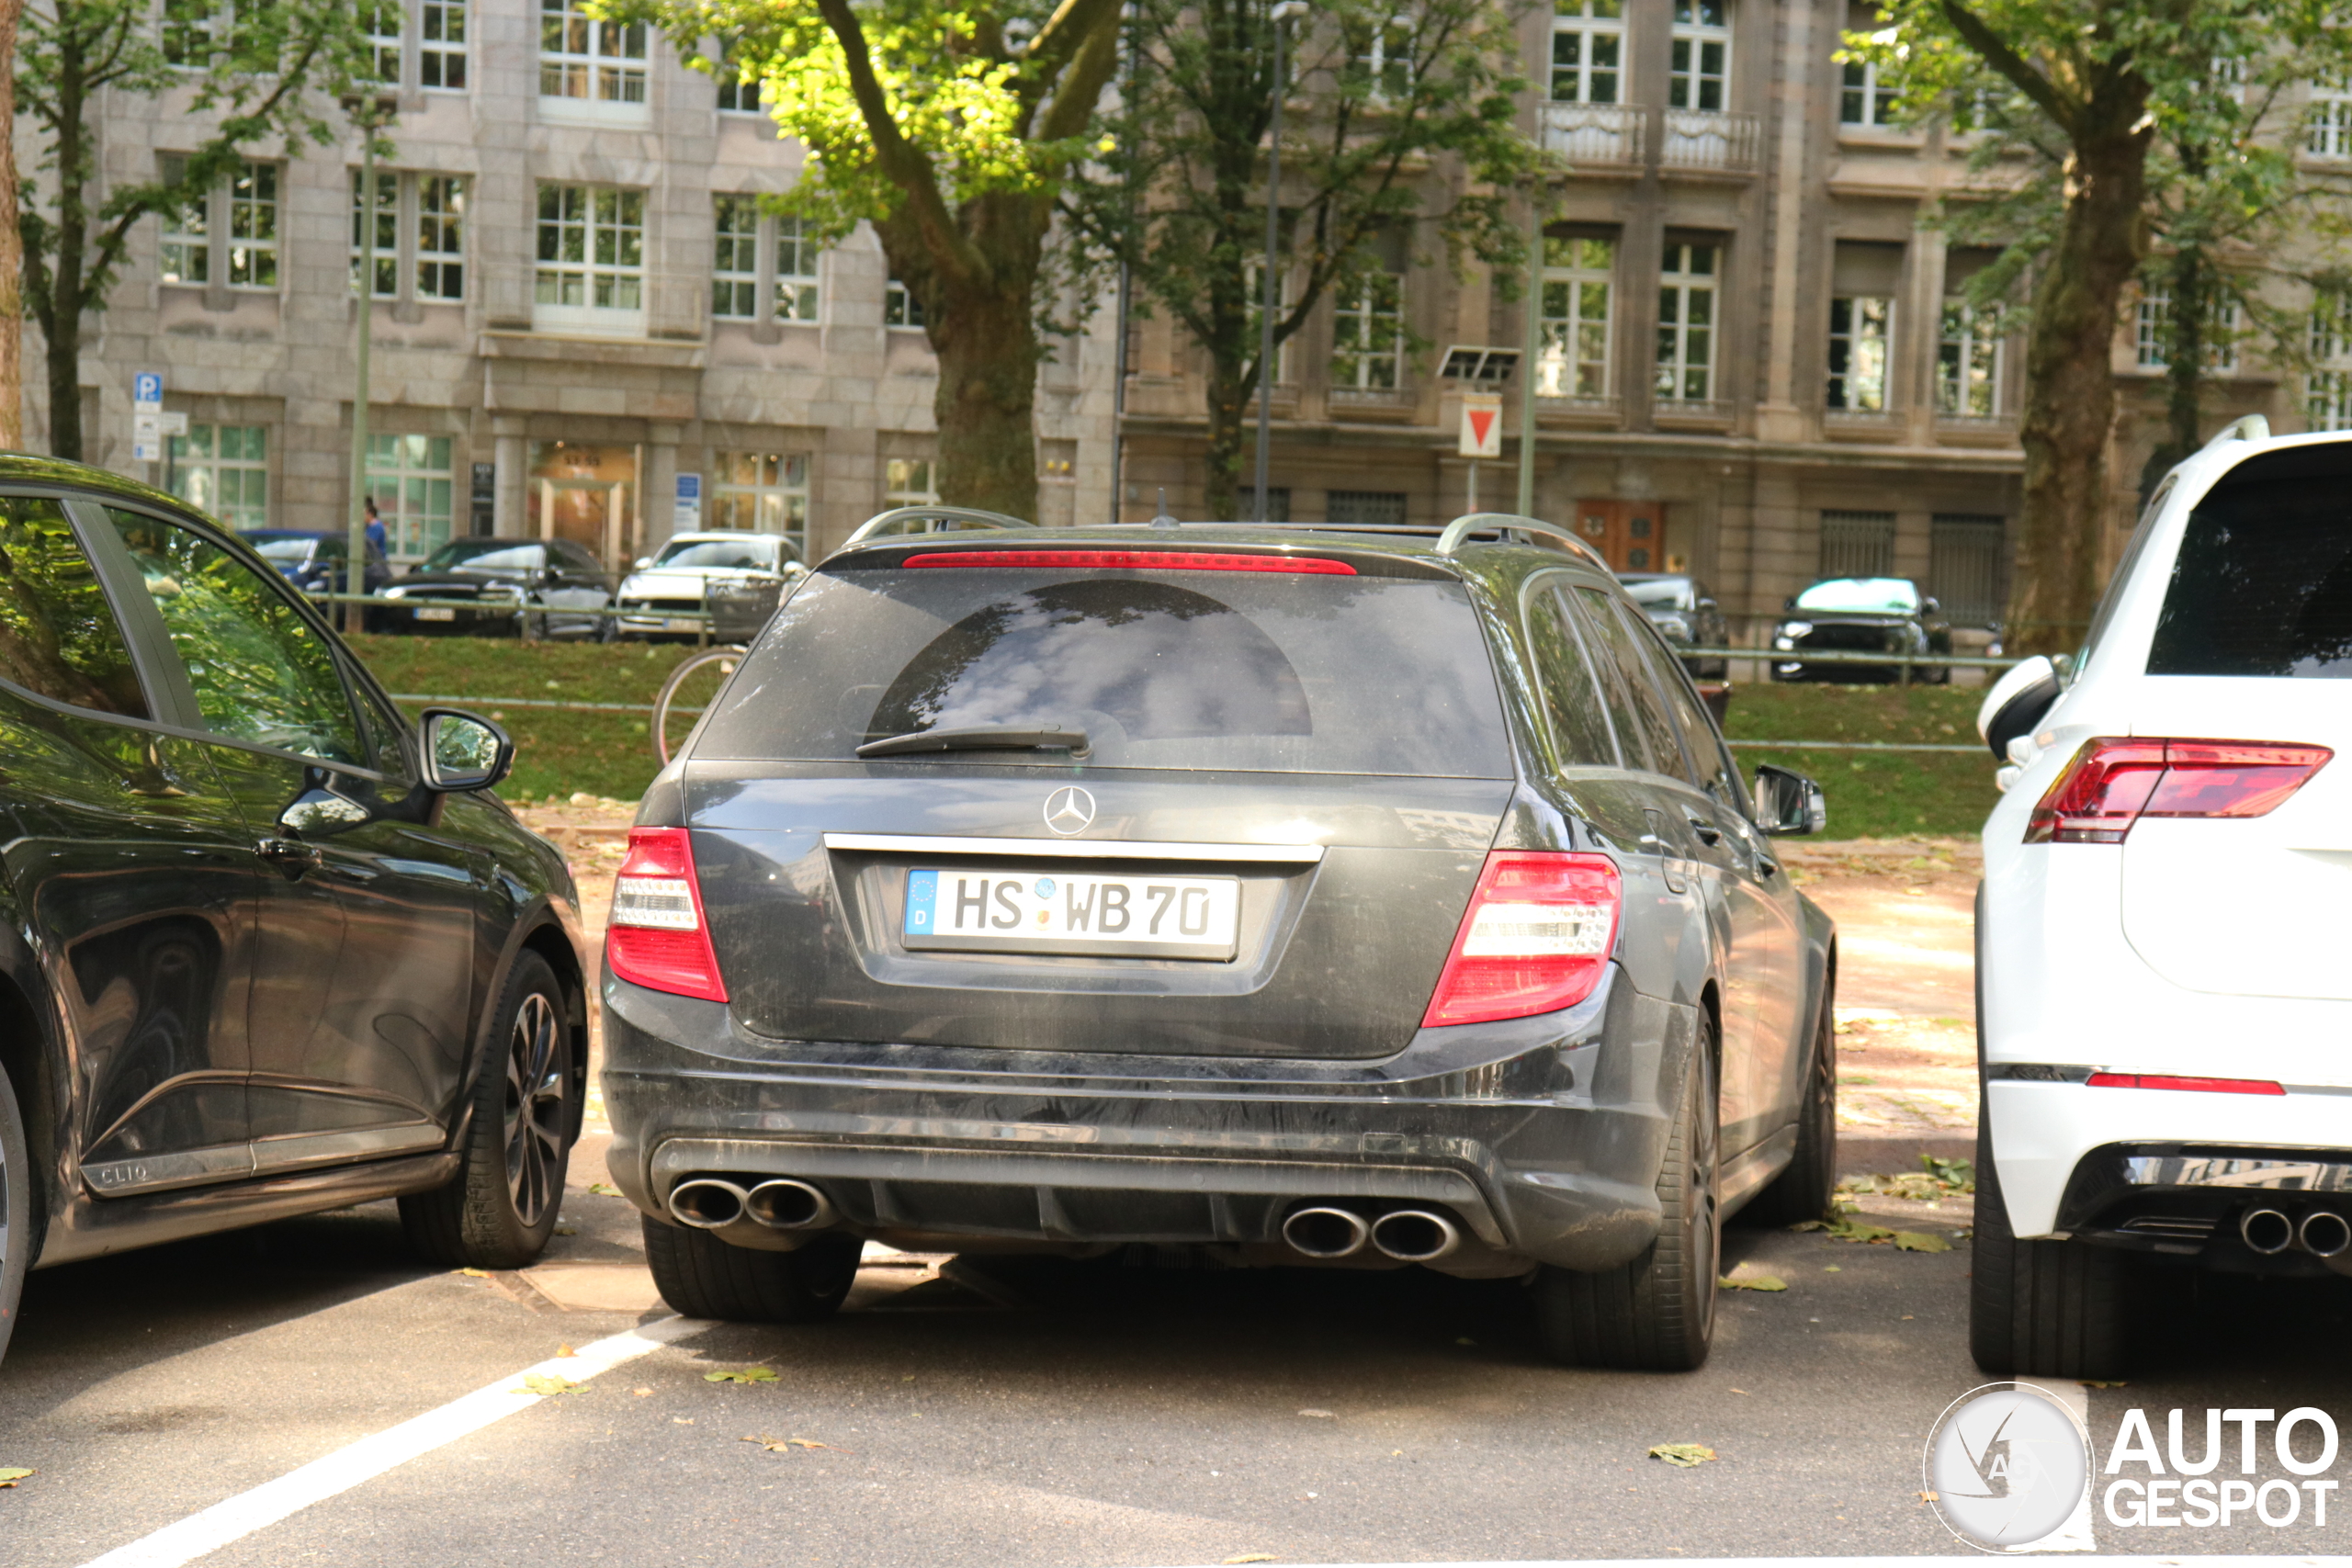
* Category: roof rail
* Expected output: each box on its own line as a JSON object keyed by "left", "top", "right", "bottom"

{"left": 839, "top": 505, "right": 1039, "bottom": 549}
{"left": 2199, "top": 413, "right": 2271, "bottom": 451}
{"left": 1435, "top": 512, "right": 1611, "bottom": 571}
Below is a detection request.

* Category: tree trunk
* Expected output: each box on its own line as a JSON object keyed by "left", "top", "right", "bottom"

{"left": 0, "top": 0, "right": 22, "bottom": 450}
{"left": 1202, "top": 367, "right": 1250, "bottom": 519}
{"left": 928, "top": 266, "right": 1040, "bottom": 521}
{"left": 2164, "top": 237, "right": 2205, "bottom": 465}
{"left": 2006, "top": 120, "right": 2150, "bottom": 659}
{"left": 43, "top": 53, "right": 88, "bottom": 463}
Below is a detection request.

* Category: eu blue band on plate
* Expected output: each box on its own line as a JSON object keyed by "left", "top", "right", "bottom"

{"left": 905, "top": 869, "right": 938, "bottom": 933}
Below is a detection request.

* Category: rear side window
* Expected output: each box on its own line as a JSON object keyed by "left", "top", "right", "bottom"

{"left": 1526, "top": 583, "right": 1617, "bottom": 767}
{"left": 0, "top": 497, "right": 149, "bottom": 717}
{"left": 1614, "top": 598, "right": 1738, "bottom": 801}
{"left": 2148, "top": 449, "right": 2352, "bottom": 676}
{"left": 1574, "top": 585, "right": 1688, "bottom": 778}
{"left": 695, "top": 567, "right": 1514, "bottom": 777}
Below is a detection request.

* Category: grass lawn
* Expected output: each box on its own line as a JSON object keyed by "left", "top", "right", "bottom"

{"left": 345, "top": 636, "right": 2010, "bottom": 836}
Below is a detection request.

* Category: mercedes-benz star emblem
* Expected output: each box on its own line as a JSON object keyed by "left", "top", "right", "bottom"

{"left": 1043, "top": 785, "right": 1096, "bottom": 836}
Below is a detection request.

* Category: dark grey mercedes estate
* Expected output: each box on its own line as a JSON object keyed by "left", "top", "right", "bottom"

{"left": 602, "top": 510, "right": 1838, "bottom": 1370}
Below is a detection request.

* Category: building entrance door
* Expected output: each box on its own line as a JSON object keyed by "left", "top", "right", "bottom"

{"left": 1572, "top": 500, "right": 1668, "bottom": 572}
{"left": 537, "top": 479, "right": 624, "bottom": 567}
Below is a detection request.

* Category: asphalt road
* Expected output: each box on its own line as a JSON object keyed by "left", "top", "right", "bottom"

{"left": 5, "top": 1144, "right": 2351, "bottom": 1566}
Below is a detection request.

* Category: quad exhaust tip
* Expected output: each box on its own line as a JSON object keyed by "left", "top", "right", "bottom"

{"left": 1283, "top": 1206, "right": 1372, "bottom": 1259}
{"left": 670, "top": 1176, "right": 840, "bottom": 1232}
{"left": 669, "top": 1177, "right": 750, "bottom": 1230}
{"left": 2301, "top": 1209, "right": 2352, "bottom": 1258}
{"left": 1370, "top": 1209, "right": 1461, "bottom": 1262}
{"left": 745, "top": 1179, "right": 838, "bottom": 1231}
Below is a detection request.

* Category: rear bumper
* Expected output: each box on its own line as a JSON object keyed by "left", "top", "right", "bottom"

{"left": 599, "top": 963, "right": 1701, "bottom": 1273}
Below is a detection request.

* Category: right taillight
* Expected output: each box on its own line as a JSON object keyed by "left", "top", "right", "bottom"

{"left": 605, "top": 827, "right": 729, "bottom": 1002}
{"left": 1421, "top": 852, "right": 1622, "bottom": 1028}
{"left": 2025, "top": 738, "right": 2333, "bottom": 844}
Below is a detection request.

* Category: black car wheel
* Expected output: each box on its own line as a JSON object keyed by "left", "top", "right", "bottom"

{"left": 401, "top": 951, "right": 576, "bottom": 1269}
{"left": 1741, "top": 973, "right": 1838, "bottom": 1226}
{"left": 594, "top": 609, "right": 619, "bottom": 644}
{"left": 644, "top": 1217, "right": 863, "bottom": 1323}
{"left": 1533, "top": 1028, "right": 1720, "bottom": 1371}
{"left": 0, "top": 1065, "right": 30, "bottom": 1367}
{"left": 1968, "top": 1112, "right": 2138, "bottom": 1380}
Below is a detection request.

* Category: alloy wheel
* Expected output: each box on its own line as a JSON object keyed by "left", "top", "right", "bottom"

{"left": 503, "top": 992, "right": 567, "bottom": 1227}
{"left": 1691, "top": 1062, "right": 1721, "bottom": 1340}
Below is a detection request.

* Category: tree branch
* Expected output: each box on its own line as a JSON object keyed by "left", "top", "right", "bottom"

{"left": 812, "top": 0, "right": 980, "bottom": 287}
{"left": 1036, "top": 2, "right": 1120, "bottom": 146}
{"left": 1937, "top": 0, "right": 2075, "bottom": 132}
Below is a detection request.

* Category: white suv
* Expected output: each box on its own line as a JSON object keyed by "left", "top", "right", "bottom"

{"left": 1973, "top": 420, "right": 2352, "bottom": 1378}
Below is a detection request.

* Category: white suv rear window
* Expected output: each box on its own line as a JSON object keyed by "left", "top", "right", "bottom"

{"left": 2147, "top": 446, "right": 2352, "bottom": 678}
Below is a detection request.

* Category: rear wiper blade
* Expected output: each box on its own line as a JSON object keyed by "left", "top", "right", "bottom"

{"left": 855, "top": 725, "right": 1089, "bottom": 760}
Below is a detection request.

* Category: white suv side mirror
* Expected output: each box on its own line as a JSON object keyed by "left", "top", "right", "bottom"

{"left": 1977, "top": 655, "right": 2064, "bottom": 760}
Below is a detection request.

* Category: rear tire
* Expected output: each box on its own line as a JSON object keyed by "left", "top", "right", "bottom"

{"left": 1742, "top": 974, "right": 1838, "bottom": 1226}
{"left": 0, "top": 1066, "right": 31, "bottom": 1368}
{"left": 1533, "top": 1028, "right": 1720, "bottom": 1371}
{"left": 643, "top": 1217, "right": 863, "bottom": 1323}
{"left": 1969, "top": 1113, "right": 2132, "bottom": 1379}
{"left": 401, "top": 952, "right": 576, "bottom": 1270}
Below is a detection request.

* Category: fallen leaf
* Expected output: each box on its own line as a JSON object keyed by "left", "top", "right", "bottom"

{"left": 705, "top": 1367, "right": 780, "bottom": 1384}
{"left": 557, "top": 1345, "right": 577, "bottom": 1358}
{"left": 521, "top": 1373, "right": 582, "bottom": 1396}
{"left": 1718, "top": 1273, "right": 1787, "bottom": 1292}
{"left": 1224, "top": 1556, "right": 1278, "bottom": 1564}
{"left": 1297, "top": 1408, "right": 1336, "bottom": 1418}
{"left": 553, "top": 1225, "right": 578, "bottom": 1236}
{"left": 1892, "top": 1232, "right": 1951, "bottom": 1253}
{"left": 2081, "top": 1380, "right": 2128, "bottom": 1389}
{"left": 632, "top": 1388, "right": 653, "bottom": 1397}
{"left": 0, "top": 1468, "right": 33, "bottom": 1486}
{"left": 587, "top": 1182, "right": 621, "bottom": 1196}
{"left": 1919, "top": 1490, "right": 1939, "bottom": 1502}
{"left": 1649, "top": 1443, "right": 1717, "bottom": 1468}
{"left": 1728, "top": 1389, "right": 1748, "bottom": 1395}
{"left": 673, "top": 1417, "right": 695, "bottom": 1425}
{"left": 1823, "top": 1265, "right": 1841, "bottom": 1272}
{"left": 458, "top": 1267, "right": 491, "bottom": 1278}
{"left": 741, "top": 1434, "right": 842, "bottom": 1452}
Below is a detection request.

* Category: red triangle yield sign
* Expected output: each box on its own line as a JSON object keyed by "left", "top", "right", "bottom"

{"left": 1469, "top": 409, "right": 1496, "bottom": 446}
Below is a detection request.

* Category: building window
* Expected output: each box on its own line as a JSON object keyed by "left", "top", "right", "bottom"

{"left": 1840, "top": 55, "right": 1894, "bottom": 126}
{"left": 2135, "top": 284, "right": 2240, "bottom": 374}
{"left": 1669, "top": 0, "right": 1730, "bottom": 113}
{"left": 351, "top": 170, "right": 400, "bottom": 299}
{"left": 366, "top": 434, "right": 456, "bottom": 561}
{"left": 226, "top": 163, "right": 278, "bottom": 288}
{"left": 885, "top": 278, "right": 925, "bottom": 329}
{"left": 1536, "top": 234, "right": 1613, "bottom": 398}
{"left": 712, "top": 196, "right": 761, "bottom": 320}
{"left": 168, "top": 423, "right": 269, "bottom": 529}
{"left": 1826, "top": 296, "right": 1892, "bottom": 411}
{"left": 1328, "top": 491, "right": 1407, "bottom": 526}
{"left": 1331, "top": 272, "right": 1404, "bottom": 389}
{"left": 2310, "top": 73, "right": 2352, "bottom": 159}
{"left": 361, "top": 0, "right": 403, "bottom": 84}
{"left": 1654, "top": 243, "right": 1717, "bottom": 401}
{"left": 416, "top": 176, "right": 465, "bottom": 300}
{"left": 2309, "top": 291, "right": 2352, "bottom": 431}
{"left": 536, "top": 183, "right": 644, "bottom": 326}
{"left": 1550, "top": 0, "right": 1623, "bottom": 105}
{"left": 885, "top": 458, "right": 938, "bottom": 506}
{"left": 1819, "top": 510, "right": 1895, "bottom": 580}
{"left": 161, "top": 187, "right": 209, "bottom": 285}
{"left": 714, "top": 46, "right": 761, "bottom": 111}
{"left": 161, "top": 0, "right": 223, "bottom": 68}
{"left": 421, "top": 0, "right": 468, "bottom": 89}
{"left": 1349, "top": 15, "right": 1413, "bottom": 99}
{"left": 1929, "top": 513, "right": 2007, "bottom": 626}
{"left": 711, "top": 452, "right": 810, "bottom": 555}
{"left": 539, "top": 0, "right": 646, "bottom": 103}
{"left": 1938, "top": 302, "right": 2002, "bottom": 416}
{"left": 775, "top": 218, "right": 820, "bottom": 322}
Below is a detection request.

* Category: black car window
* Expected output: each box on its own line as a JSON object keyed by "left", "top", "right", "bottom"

{"left": 1526, "top": 582, "right": 1618, "bottom": 767}
{"left": 695, "top": 566, "right": 1514, "bottom": 777}
{"left": 0, "top": 496, "right": 150, "bottom": 717}
{"left": 1573, "top": 585, "right": 1690, "bottom": 781}
{"left": 2146, "top": 447, "right": 2352, "bottom": 677}
{"left": 1616, "top": 597, "right": 1738, "bottom": 801}
{"left": 345, "top": 665, "right": 416, "bottom": 781}
{"left": 423, "top": 541, "right": 543, "bottom": 572}
{"left": 553, "top": 541, "right": 604, "bottom": 575}
{"left": 106, "top": 509, "right": 362, "bottom": 763}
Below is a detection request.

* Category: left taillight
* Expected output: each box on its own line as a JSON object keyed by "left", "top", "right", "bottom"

{"left": 605, "top": 827, "right": 729, "bottom": 1003}
{"left": 2025, "top": 738, "right": 2334, "bottom": 844}
{"left": 1421, "top": 852, "right": 1622, "bottom": 1029}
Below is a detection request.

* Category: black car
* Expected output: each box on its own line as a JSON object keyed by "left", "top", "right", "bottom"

{"left": 380, "top": 537, "right": 617, "bottom": 640}
{"left": 0, "top": 458, "right": 590, "bottom": 1366}
{"left": 241, "top": 528, "right": 393, "bottom": 599}
{"left": 1616, "top": 571, "right": 1730, "bottom": 679}
{"left": 601, "top": 510, "right": 1838, "bottom": 1371}
{"left": 1770, "top": 576, "right": 1952, "bottom": 682}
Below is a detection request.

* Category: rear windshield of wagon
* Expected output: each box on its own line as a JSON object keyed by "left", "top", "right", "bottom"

{"left": 690, "top": 563, "right": 1515, "bottom": 776}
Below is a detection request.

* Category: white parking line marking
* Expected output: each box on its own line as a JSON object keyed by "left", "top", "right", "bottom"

{"left": 73, "top": 1314, "right": 706, "bottom": 1568}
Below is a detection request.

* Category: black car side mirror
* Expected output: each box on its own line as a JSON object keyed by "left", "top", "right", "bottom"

{"left": 1753, "top": 765, "right": 1826, "bottom": 836}
{"left": 1922, "top": 595, "right": 1941, "bottom": 615}
{"left": 422, "top": 708, "right": 514, "bottom": 792}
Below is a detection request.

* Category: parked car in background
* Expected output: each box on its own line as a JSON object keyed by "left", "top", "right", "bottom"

{"left": 379, "top": 537, "right": 616, "bottom": 640}
{"left": 0, "top": 456, "right": 590, "bottom": 1369}
{"left": 600, "top": 510, "right": 1837, "bottom": 1373}
{"left": 1617, "top": 572, "right": 1729, "bottom": 679}
{"left": 1770, "top": 577, "right": 1951, "bottom": 683}
{"left": 1972, "top": 422, "right": 2352, "bottom": 1379}
{"left": 241, "top": 529, "right": 392, "bottom": 603}
{"left": 614, "top": 531, "right": 803, "bottom": 640}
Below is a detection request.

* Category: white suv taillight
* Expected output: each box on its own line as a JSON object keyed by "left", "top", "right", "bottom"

{"left": 606, "top": 827, "right": 729, "bottom": 1002}
{"left": 2024, "top": 738, "right": 2333, "bottom": 844}
{"left": 1420, "top": 852, "right": 1621, "bottom": 1028}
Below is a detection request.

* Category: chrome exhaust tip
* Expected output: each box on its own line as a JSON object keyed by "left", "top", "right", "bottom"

{"left": 1282, "top": 1206, "right": 1371, "bottom": 1259}
{"left": 668, "top": 1177, "right": 750, "bottom": 1230}
{"left": 744, "top": 1179, "right": 837, "bottom": 1231}
{"left": 2242, "top": 1207, "right": 2295, "bottom": 1256}
{"left": 1370, "top": 1209, "right": 1461, "bottom": 1262}
{"left": 2301, "top": 1210, "right": 2352, "bottom": 1258}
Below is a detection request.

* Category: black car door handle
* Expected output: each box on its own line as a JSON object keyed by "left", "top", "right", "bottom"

{"left": 255, "top": 838, "right": 323, "bottom": 878}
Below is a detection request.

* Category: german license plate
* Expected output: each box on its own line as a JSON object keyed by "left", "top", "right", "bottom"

{"left": 414, "top": 607, "right": 456, "bottom": 622}
{"left": 662, "top": 617, "right": 700, "bottom": 632}
{"left": 902, "top": 867, "right": 1239, "bottom": 959}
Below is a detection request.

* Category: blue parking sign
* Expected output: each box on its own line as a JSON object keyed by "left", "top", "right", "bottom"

{"left": 132, "top": 372, "right": 163, "bottom": 409}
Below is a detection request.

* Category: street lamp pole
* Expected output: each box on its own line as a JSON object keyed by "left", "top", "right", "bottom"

{"left": 1253, "top": 0, "right": 1307, "bottom": 524}
{"left": 344, "top": 94, "right": 396, "bottom": 635}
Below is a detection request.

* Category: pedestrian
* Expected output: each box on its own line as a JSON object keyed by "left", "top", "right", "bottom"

{"left": 363, "top": 495, "right": 387, "bottom": 558}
